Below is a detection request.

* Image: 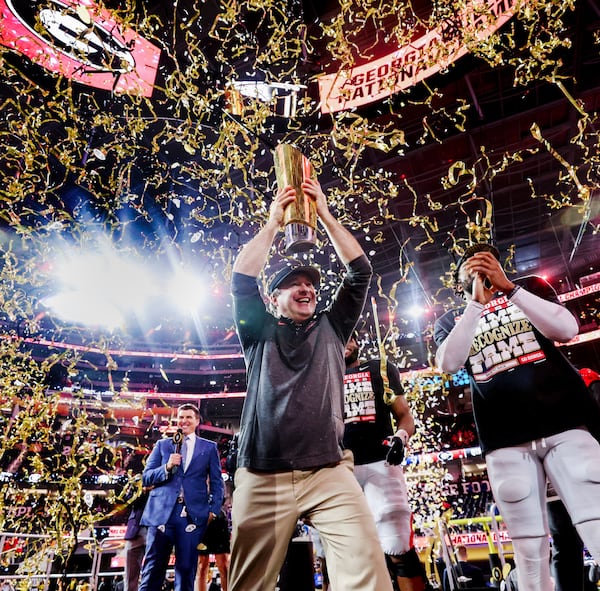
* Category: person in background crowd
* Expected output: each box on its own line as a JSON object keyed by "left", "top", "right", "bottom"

{"left": 308, "top": 525, "right": 330, "bottom": 591}
{"left": 443, "top": 545, "right": 485, "bottom": 590}
{"left": 278, "top": 521, "right": 316, "bottom": 591}
{"left": 124, "top": 487, "right": 150, "bottom": 591}
{"left": 229, "top": 177, "right": 392, "bottom": 591}
{"left": 138, "top": 404, "right": 224, "bottom": 591}
{"left": 195, "top": 506, "right": 231, "bottom": 591}
{"left": 434, "top": 242, "right": 600, "bottom": 591}
{"left": 343, "top": 333, "right": 432, "bottom": 591}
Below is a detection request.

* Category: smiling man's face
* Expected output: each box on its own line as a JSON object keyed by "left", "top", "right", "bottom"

{"left": 177, "top": 408, "right": 200, "bottom": 436}
{"left": 271, "top": 272, "right": 317, "bottom": 322}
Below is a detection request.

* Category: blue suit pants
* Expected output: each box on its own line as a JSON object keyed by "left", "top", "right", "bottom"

{"left": 138, "top": 504, "right": 204, "bottom": 591}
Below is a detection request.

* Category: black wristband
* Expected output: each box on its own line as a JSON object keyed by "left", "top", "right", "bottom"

{"left": 507, "top": 285, "right": 521, "bottom": 299}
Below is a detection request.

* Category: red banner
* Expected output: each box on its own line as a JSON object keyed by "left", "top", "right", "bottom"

{"left": 318, "top": 0, "right": 520, "bottom": 113}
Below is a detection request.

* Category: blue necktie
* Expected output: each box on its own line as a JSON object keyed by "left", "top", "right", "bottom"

{"left": 181, "top": 436, "right": 189, "bottom": 472}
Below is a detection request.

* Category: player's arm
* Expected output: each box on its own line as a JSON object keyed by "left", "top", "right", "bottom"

{"left": 391, "top": 395, "right": 415, "bottom": 441}
{"left": 434, "top": 302, "right": 484, "bottom": 374}
{"left": 508, "top": 279, "right": 578, "bottom": 342}
{"left": 384, "top": 363, "right": 414, "bottom": 465}
{"left": 464, "top": 254, "right": 577, "bottom": 342}
{"left": 303, "top": 178, "right": 365, "bottom": 265}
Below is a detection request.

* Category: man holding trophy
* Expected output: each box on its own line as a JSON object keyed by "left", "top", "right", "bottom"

{"left": 228, "top": 145, "right": 393, "bottom": 591}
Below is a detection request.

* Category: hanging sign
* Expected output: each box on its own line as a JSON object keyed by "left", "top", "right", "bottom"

{"left": 318, "top": 0, "right": 520, "bottom": 113}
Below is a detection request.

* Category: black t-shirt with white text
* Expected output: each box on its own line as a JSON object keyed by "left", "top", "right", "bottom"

{"left": 433, "top": 276, "right": 600, "bottom": 454}
{"left": 343, "top": 358, "right": 404, "bottom": 465}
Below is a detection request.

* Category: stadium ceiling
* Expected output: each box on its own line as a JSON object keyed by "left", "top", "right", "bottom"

{"left": 0, "top": 0, "right": 599, "bottom": 347}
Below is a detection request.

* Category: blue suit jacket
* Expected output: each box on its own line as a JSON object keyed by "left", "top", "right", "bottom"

{"left": 140, "top": 435, "right": 224, "bottom": 527}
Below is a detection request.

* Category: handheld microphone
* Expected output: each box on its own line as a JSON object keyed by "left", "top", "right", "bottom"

{"left": 173, "top": 428, "right": 183, "bottom": 453}
{"left": 171, "top": 429, "right": 183, "bottom": 473}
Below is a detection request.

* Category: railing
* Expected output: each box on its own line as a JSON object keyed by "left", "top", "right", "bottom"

{"left": 431, "top": 509, "right": 513, "bottom": 590}
{"left": 0, "top": 531, "right": 126, "bottom": 591}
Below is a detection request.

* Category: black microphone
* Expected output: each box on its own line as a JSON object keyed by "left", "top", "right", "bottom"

{"left": 171, "top": 428, "right": 183, "bottom": 473}
{"left": 173, "top": 428, "right": 183, "bottom": 453}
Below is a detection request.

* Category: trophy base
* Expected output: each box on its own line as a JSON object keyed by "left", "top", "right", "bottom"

{"left": 285, "top": 223, "right": 316, "bottom": 253}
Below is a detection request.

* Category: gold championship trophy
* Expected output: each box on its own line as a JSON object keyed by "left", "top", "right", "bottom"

{"left": 274, "top": 144, "right": 317, "bottom": 253}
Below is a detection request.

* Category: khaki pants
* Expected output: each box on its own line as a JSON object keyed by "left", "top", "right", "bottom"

{"left": 229, "top": 450, "right": 393, "bottom": 591}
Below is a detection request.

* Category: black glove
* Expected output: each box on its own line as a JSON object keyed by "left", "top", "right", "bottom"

{"left": 385, "top": 436, "right": 405, "bottom": 465}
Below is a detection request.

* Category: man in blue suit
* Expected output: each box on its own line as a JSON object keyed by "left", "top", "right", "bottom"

{"left": 138, "top": 404, "right": 224, "bottom": 591}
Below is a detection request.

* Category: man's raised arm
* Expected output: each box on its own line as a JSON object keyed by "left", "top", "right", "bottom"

{"left": 232, "top": 186, "right": 295, "bottom": 277}
{"left": 302, "top": 178, "right": 365, "bottom": 264}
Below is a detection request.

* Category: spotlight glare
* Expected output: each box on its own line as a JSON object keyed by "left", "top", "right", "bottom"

{"left": 168, "top": 271, "right": 205, "bottom": 313}
{"left": 42, "top": 291, "right": 125, "bottom": 330}
{"left": 407, "top": 305, "right": 425, "bottom": 318}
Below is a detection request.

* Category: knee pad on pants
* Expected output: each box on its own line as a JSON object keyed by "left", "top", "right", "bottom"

{"left": 494, "top": 476, "right": 532, "bottom": 504}
{"left": 388, "top": 546, "right": 425, "bottom": 579}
